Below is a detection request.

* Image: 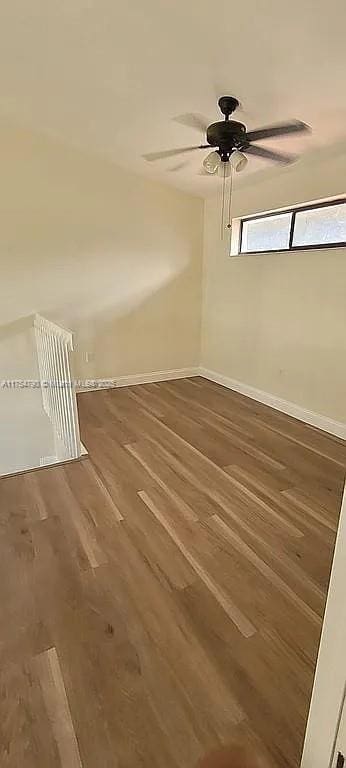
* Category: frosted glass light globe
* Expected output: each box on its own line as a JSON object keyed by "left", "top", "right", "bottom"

{"left": 231, "top": 150, "right": 248, "bottom": 172}
{"left": 203, "top": 151, "right": 221, "bottom": 174}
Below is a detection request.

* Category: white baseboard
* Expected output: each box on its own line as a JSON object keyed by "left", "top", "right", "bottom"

{"left": 75, "top": 364, "right": 345, "bottom": 440}
{"left": 199, "top": 367, "right": 346, "bottom": 440}
{"left": 76, "top": 367, "right": 199, "bottom": 393}
{"left": 115, "top": 367, "right": 199, "bottom": 387}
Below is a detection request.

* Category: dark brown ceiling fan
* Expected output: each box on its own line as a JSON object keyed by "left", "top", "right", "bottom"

{"left": 143, "top": 96, "right": 310, "bottom": 172}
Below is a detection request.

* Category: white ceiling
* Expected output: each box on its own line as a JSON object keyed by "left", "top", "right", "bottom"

{"left": 1, "top": 0, "right": 345, "bottom": 197}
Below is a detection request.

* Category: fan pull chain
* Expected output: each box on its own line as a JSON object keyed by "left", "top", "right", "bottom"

{"left": 220, "top": 162, "right": 226, "bottom": 239}
{"left": 220, "top": 162, "right": 234, "bottom": 240}
{"left": 227, "top": 163, "right": 234, "bottom": 232}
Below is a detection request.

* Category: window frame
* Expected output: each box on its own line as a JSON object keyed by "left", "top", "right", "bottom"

{"left": 238, "top": 197, "right": 346, "bottom": 255}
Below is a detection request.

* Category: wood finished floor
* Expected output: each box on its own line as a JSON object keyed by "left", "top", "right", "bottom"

{"left": 1, "top": 377, "right": 345, "bottom": 768}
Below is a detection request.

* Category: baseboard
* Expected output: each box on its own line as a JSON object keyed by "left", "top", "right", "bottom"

{"left": 75, "top": 365, "right": 345, "bottom": 439}
{"left": 1, "top": 448, "right": 88, "bottom": 480}
{"left": 199, "top": 367, "right": 346, "bottom": 440}
{"left": 76, "top": 367, "right": 199, "bottom": 393}
{"left": 116, "top": 367, "right": 199, "bottom": 387}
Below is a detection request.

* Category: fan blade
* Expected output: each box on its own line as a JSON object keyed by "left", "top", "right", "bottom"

{"left": 245, "top": 145, "right": 297, "bottom": 164}
{"left": 173, "top": 113, "right": 209, "bottom": 134}
{"left": 143, "top": 145, "right": 209, "bottom": 162}
{"left": 246, "top": 120, "right": 310, "bottom": 142}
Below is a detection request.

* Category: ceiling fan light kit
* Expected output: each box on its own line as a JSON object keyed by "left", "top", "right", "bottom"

{"left": 203, "top": 150, "right": 221, "bottom": 174}
{"left": 144, "top": 95, "right": 310, "bottom": 237}
{"left": 231, "top": 150, "right": 248, "bottom": 172}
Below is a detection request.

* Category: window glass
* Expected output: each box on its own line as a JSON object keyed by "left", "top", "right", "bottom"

{"left": 241, "top": 212, "right": 292, "bottom": 253}
{"left": 293, "top": 203, "right": 346, "bottom": 247}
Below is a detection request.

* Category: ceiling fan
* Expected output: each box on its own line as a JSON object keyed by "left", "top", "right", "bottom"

{"left": 143, "top": 96, "right": 310, "bottom": 175}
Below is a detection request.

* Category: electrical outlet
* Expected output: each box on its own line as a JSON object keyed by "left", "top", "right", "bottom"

{"left": 85, "top": 351, "right": 95, "bottom": 364}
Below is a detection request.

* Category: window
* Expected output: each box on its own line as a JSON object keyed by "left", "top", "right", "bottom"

{"left": 241, "top": 212, "right": 292, "bottom": 253}
{"left": 292, "top": 202, "right": 345, "bottom": 247}
{"left": 239, "top": 198, "right": 346, "bottom": 255}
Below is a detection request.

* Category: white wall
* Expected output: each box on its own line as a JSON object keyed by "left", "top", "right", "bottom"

{"left": 301, "top": 484, "right": 346, "bottom": 768}
{"left": 0, "top": 119, "right": 203, "bottom": 382}
{"left": 201, "top": 144, "right": 346, "bottom": 423}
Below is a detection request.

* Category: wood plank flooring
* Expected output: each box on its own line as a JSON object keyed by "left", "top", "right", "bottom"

{"left": 0, "top": 377, "right": 345, "bottom": 768}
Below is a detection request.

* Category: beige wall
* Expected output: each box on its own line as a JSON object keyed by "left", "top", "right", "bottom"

{"left": 0, "top": 120, "right": 203, "bottom": 381}
{"left": 1, "top": 118, "right": 345, "bottom": 425}
{"left": 201, "top": 145, "right": 346, "bottom": 422}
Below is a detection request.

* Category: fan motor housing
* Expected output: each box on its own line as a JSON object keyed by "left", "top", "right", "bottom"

{"left": 207, "top": 120, "right": 246, "bottom": 151}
